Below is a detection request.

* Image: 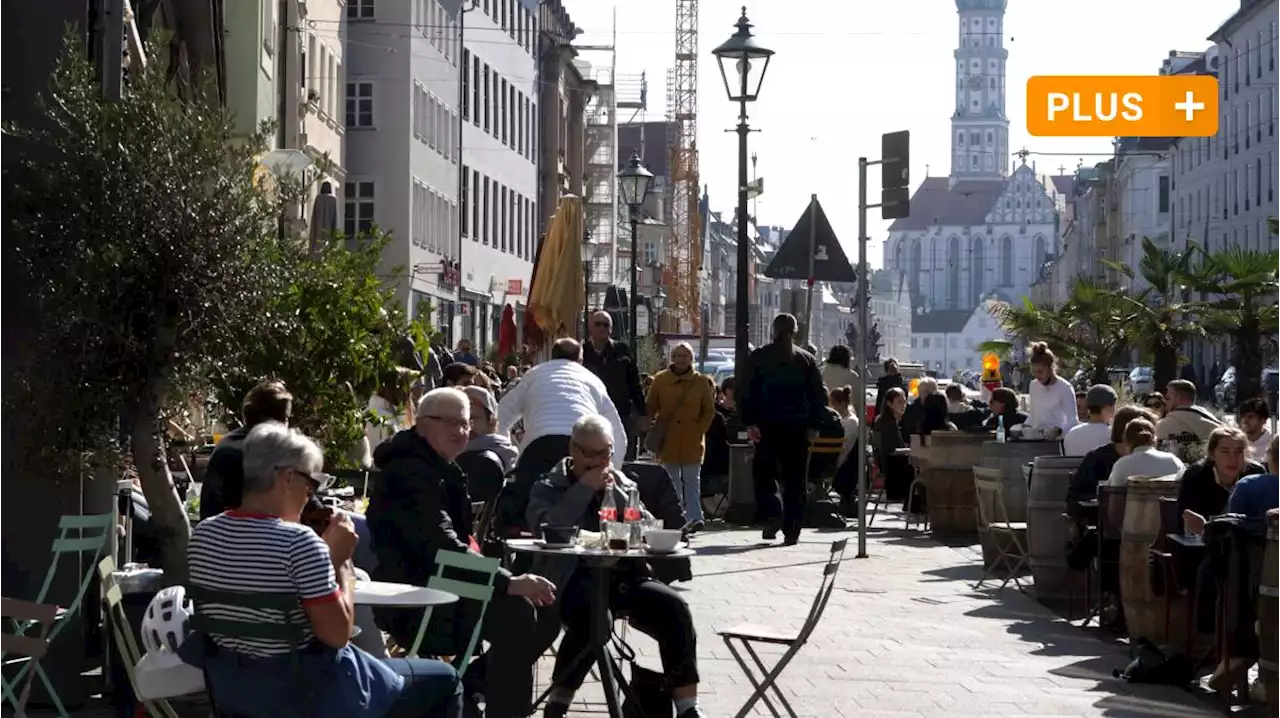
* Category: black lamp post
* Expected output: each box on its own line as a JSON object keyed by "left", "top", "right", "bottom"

{"left": 580, "top": 229, "right": 599, "bottom": 337}
{"left": 617, "top": 153, "right": 655, "bottom": 346}
{"left": 712, "top": 7, "right": 773, "bottom": 388}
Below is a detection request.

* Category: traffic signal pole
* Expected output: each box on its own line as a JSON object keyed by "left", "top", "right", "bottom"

{"left": 856, "top": 131, "right": 910, "bottom": 560}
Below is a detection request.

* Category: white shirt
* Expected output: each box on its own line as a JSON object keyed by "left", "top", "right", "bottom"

{"left": 497, "top": 359, "right": 628, "bottom": 468}
{"left": 1063, "top": 421, "right": 1111, "bottom": 457}
{"left": 838, "top": 414, "right": 860, "bottom": 467}
{"left": 1247, "top": 427, "right": 1274, "bottom": 465}
{"left": 1108, "top": 445, "right": 1186, "bottom": 487}
{"left": 1027, "top": 376, "right": 1080, "bottom": 433}
{"left": 359, "top": 394, "right": 402, "bottom": 469}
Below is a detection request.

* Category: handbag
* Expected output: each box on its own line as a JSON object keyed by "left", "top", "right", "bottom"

{"left": 644, "top": 377, "right": 696, "bottom": 455}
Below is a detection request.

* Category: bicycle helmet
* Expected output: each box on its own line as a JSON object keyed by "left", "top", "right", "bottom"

{"left": 141, "top": 585, "right": 194, "bottom": 656}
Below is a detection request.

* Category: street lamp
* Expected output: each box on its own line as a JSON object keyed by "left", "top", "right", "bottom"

{"left": 617, "top": 152, "right": 655, "bottom": 346}
{"left": 652, "top": 286, "right": 668, "bottom": 335}
{"left": 580, "top": 229, "right": 600, "bottom": 336}
{"left": 712, "top": 7, "right": 773, "bottom": 392}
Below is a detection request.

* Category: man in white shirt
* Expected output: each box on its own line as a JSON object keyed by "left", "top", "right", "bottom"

{"left": 1027, "top": 360, "right": 1080, "bottom": 438}
{"left": 499, "top": 338, "right": 628, "bottom": 482}
{"left": 1237, "top": 397, "right": 1274, "bottom": 464}
{"left": 1063, "top": 385, "right": 1116, "bottom": 456}
{"left": 1154, "top": 379, "right": 1222, "bottom": 442}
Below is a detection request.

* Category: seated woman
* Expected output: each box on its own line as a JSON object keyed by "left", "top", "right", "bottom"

{"left": 829, "top": 386, "right": 862, "bottom": 511}
{"left": 1107, "top": 418, "right": 1185, "bottom": 487}
{"left": 186, "top": 421, "right": 462, "bottom": 718}
{"left": 463, "top": 385, "right": 519, "bottom": 472}
{"left": 874, "top": 388, "right": 914, "bottom": 502}
{"left": 982, "top": 387, "right": 1030, "bottom": 431}
{"left": 526, "top": 415, "right": 705, "bottom": 718}
{"left": 1228, "top": 434, "right": 1279, "bottom": 524}
{"left": 1178, "top": 426, "right": 1267, "bottom": 534}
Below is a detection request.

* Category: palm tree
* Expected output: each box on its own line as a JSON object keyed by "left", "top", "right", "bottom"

{"left": 1185, "top": 245, "right": 1279, "bottom": 409}
{"left": 1103, "top": 237, "right": 1201, "bottom": 393}
{"left": 984, "top": 277, "right": 1134, "bottom": 385}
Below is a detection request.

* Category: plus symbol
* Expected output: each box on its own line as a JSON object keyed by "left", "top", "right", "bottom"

{"left": 1174, "top": 91, "right": 1205, "bottom": 122}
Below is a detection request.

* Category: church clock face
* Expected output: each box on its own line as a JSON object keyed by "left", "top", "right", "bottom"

{"left": 967, "top": 75, "right": 984, "bottom": 90}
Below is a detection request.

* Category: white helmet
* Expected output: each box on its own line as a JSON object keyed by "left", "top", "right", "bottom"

{"left": 141, "top": 585, "right": 194, "bottom": 656}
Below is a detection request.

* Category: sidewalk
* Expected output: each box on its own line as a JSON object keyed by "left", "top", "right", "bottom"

{"left": 551, "top": 513, "right": 1227, "bottom": 718}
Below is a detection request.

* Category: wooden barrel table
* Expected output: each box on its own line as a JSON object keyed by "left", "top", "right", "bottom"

{"left": 980, "top": 441, "right": 1058, "bottom": 571}
{"left": 923, "top": 430, "right": 991, "bottom": 536}
{"left": 1119, "top": 476, "right": 1180, "bottom": 645}
{"left": 1027, "top": 454, "right": 1085, "bottom": 606}
{"left": 1260, "top": 510, "right": 1279, "bottom": 713}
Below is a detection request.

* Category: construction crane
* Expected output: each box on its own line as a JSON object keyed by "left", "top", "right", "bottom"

{"left": 664, "top": 0, "right": 701, "bottom": 333}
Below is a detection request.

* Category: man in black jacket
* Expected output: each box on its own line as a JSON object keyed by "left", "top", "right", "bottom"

{"left": 367, "top": 387, "right": 558, "bottom": 718}
{"left": 199, "top": 380, "right": 292, "bottom": 520}
{"left": 738, "top": 314, "right": 828, "bottom": 545}
{"left": 582, "top": 310, "right": 648, "bottom": 460}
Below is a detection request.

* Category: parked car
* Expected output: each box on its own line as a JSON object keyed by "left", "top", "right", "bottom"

{"left": 1124, "top": 367, "right": 1154, "bottom": 396}
{"left": 1216, "top": 366, "right": 1280, "bottom": 408}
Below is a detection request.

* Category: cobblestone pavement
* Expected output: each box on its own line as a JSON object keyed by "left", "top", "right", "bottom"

{"left": 546, "top": 511, "right": 1228, "bottom": 718}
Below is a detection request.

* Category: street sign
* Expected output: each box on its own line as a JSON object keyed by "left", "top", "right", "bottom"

{"left": 881, "top": 130, "right": 911, "bottom": 220}
{"left": 763, "top": 198, "right": 857, "bottom": 282}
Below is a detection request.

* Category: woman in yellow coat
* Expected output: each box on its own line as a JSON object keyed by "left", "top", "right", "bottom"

{"left": 646, "top": 342, "right": 717, "bottom": 530}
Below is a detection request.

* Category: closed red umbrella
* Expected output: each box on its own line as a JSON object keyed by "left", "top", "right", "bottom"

{"left": 498, "top": 304, "right": 517, "bottom": 357}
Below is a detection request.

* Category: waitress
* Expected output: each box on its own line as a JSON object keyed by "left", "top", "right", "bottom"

{"left": 1024, "top": 342, "right": 1079, "bottom": 438}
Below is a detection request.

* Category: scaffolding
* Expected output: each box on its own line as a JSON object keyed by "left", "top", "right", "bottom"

{"left": 578, "top": 13, "right": 645, "bottom": 314}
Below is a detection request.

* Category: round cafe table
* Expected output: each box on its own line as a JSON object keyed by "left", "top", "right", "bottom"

{"left": 354, "top": 580, "right": 458, "bottom": 658}
{"left": 507, "top": 538, "right": 695, "bottom": 718}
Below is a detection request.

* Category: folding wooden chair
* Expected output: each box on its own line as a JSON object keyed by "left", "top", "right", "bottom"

{"left": 1, "top": 598, "right": 58, "bottom": 718}
{"left": 96, "top": 558, "right": 180, "bottom": 718}
{"left": 972, "top": 467, "right": 1029, "bottom": 592}
{"left": 719, "top": 539, "right": 848, "bottom": 718}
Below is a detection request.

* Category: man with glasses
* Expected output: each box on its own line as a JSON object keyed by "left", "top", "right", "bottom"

{"left": 368, "top": 388, "right": 559, "bottom": 718}
{"left": 582, "top": 311, "right": 648, "bottom": 460}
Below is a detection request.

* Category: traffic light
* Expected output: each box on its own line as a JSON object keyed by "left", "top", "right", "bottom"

{"left": 881, "top": 130, "right": 910, "bottom": 220}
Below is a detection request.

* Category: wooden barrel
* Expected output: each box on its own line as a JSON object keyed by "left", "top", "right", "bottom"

{"left": 1119, "top": 476, "right": 1180, "bottom": 645}
{"left": 980, "top": 441, "right": 1058, "bottom": 570}
{"left": 923, "top": 431, "right": 991, "bottom": 536}
{"left": 1260, "top": 510, "right": 1279, "bottom": 713}
{"left": 1026, "top": 454, "right": 1084, "bottom": 605}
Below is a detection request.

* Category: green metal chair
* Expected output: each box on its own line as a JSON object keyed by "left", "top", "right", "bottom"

{"left": 410, "top": 551, "right": 500, "bottom": 676}
{"left": 2, "top": 512, "right": 114, "bottom": 718}
{"left": 185, "top": 584, "right": 312, "bottom": 718}
{"left": 96, "top": 557, "right": 179, "bottom": 718}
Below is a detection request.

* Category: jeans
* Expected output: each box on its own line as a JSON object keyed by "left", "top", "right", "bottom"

{"left": 384, "top": 658, "right": 464, "bottom": 718}
{"left": 663, "top": 463, "right": 705, "bottom": 523}
{"left": 753, "top": 422, "right": 810, "bottom": 539}
{"left": 552, "top": 571, "right": 699, "bottom": 691}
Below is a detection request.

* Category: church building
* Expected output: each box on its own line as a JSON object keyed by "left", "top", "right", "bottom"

{"left": 883, "top": 0, "right": 1062, "bottom": 313}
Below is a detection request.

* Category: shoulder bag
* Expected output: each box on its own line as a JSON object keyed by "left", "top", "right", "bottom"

{"left": 644, "top": 377, "right": 696, "bottom": 455}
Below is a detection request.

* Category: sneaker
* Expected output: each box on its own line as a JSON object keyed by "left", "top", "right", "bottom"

{"left": 686, "top": 520, "right": 705, "bottom": 534}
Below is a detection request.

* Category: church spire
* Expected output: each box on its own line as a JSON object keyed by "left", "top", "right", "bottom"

{"left": 950, "top": 0, "right": 1011, "bottom": 180}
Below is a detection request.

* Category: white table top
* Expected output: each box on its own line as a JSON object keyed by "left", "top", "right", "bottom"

{"left": 506, "top": 538, "right": 694, "bottom": 560}
{"left": 353, "top": 580, "right": 459, "bottom": 607}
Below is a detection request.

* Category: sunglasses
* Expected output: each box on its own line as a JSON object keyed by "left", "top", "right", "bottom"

{"left": 287, "top": 468, "right": 334, "bottom": 493}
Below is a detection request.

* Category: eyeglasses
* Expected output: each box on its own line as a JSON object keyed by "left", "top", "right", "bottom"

{"left": 285, "top": 468, "right": 334, "bottom": 493}
{"left": 572, "top": 440, "right": 613, "bottom": 460}
{"left": 425, "top": 414, "right": 471, "bottom": 431}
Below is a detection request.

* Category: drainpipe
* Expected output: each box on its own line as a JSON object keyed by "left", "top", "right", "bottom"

{"left": 455, "top": 0, "right": 478, "bottom": 347}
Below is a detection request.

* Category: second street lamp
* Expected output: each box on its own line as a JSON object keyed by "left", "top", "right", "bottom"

{"left": 652, "top": 286, "right": 668, "bottom": 335}
{"left": 580, "top": 229, "right": 600, "bottom": 336}
{"left": 617, "top": 153, "right": 655, "bottom": 346}
{"left": 712, "top": 7, "right": 773, "bottom": 392}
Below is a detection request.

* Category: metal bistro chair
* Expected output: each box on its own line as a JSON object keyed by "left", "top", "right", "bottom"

{"left": 1, "top": 598, "right": 59, "bottom": 718}
{"left": 719, "top": 539, "right": 848, "bottom": 718}
{"left": 972, "top": 467, "right": 1029, "bottom": 593}
{"left": 1080, "top": 485, "right": 1127, "bottom": 628}
{"left": 410, "top": 550, "right": 500, "bottom": 675}
{"left": 804, "top": 436, "right": 846, "bottom": 503}
{"left": 96, "top": 557, "right": 179, "bottom": 718}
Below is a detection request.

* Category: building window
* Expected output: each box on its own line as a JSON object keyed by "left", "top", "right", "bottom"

{"left": 345, "top": 81, "right": 374, "bottom": 128}
{"left": 261, "top": 0, "right": 276, "bottom": 55}
{"left": 482, "top": 64, "right": 491, "bottom": 132}
{"left": 1157, "top": 175, "right": 1170, "bottom": 213}
{"left": 500, "top": 78, "right": 509, "bottom": 145}
{"left": 348, "top": 0, "right": 375, "bottom": 20}
{"left": 1000, "top": 235, "right": 1013, "bottom": 285}
{"left": 499, "top": 185, "right": 508, "bottom": 252}
{"left": 472, "top": 56, "right": 481, "bottom": 127}
{"left": 471, "top": 169, "right": 481, "bottom": 241}
{"left": 344, "top": 181, "right": 375, "bottom": 238}
{"left": 460, "top": 168, "right": 470, "bottom": 238}
{"left": 461, "top": 50, "right": 471, "bottom": 121}
{"left": 481, "top": 175, "right": 490, "bottom": 245}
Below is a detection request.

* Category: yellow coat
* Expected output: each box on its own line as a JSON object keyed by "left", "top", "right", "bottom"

{"left": 645, "top": 368, "right": 717, "bottom": 465}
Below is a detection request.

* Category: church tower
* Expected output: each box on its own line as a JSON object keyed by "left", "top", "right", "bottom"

{"left": 951, "top": 0, "right": 1010, "bottom": 180}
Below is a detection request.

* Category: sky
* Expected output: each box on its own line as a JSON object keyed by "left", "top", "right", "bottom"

{"left": 561, "top": 0, "right": 1240, "bottom": 268}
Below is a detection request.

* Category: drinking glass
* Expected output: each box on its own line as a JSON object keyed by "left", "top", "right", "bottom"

{"left": 606, "top": 521, "right": 631, "bottom": 551}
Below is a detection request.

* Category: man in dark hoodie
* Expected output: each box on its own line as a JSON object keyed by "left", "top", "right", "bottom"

{"left": 367, "top": 387, "right": 559, "bottom": 718}
{"left": 199, "top": 380, "right": 293, "bottom": 520}
{"left": 874, "top": 358, "right": 907, "bottom": 421}
{"left": 738, "top": 313, "right": 828, "bottom": 545}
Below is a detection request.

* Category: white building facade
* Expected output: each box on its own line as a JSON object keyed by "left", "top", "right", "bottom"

{"left": 1113, "top": 137, "right": 1173, "bottom": 293}
{"left": 909, "top": 299, "right": 1009, "bottom": 376}
{"left": 870, "top": 270, "right": 913, "bottom": 363}
{"left": 345, "top": 0, "right": 462, "bottom": 338}
{"left": 883, "top": 0, "right": 1057, "bottom": 314}
{"left": 460, "top": 0, "right": 540, "bottom": 351}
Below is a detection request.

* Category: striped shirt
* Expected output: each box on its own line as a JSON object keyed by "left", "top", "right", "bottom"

{"left": 188, "top": 511, "right": 339, "bottom": 657}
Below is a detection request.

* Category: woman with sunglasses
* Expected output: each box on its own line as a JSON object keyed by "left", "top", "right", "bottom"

{"left": 185, "top": 421, "right": 463, "bottom": 718}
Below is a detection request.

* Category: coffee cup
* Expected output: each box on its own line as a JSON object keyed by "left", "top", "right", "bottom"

{"left": 643, "top": 528, "right": 682, "bottom": 552}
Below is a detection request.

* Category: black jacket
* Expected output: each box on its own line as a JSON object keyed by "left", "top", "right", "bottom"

{"left": 583, "top": 339, "right": 646, "bottom": 420}
{"left": 874, "top": 373, "right": 906, "bottom": 419}
{"left": 199, "top": 426, "right": 251, "bottom": 520}
{"left": 367, "top": 429, "right": 511, "bottom": 593}
{"left": 1176, "top": 458, "right": 1267, "bottom": 533}
{"left": 1067, "top": 442, "right": 1121, "bottom": 509}
{"left": 738, "top": 342, "right": 827, "bottom": 428}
